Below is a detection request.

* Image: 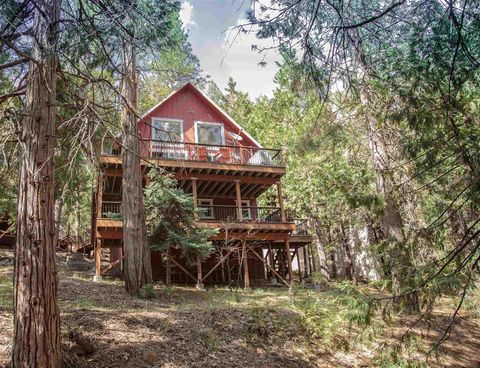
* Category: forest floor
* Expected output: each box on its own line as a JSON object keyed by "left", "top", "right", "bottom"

{"left": 0, "top": 249, "right": 479, "bottom": 368}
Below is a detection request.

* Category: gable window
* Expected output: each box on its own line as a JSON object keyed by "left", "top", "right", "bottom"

{"left": 197, "top": 199, "right": 214, "bottom": 219}
{"left": 151, "top": 118, "right": 186, "bottom": 159}
{"left": 195, "top": 122, "right": 225, "bottom": 146}
{"left": 152, "top": 118, "right": 183, "bottom": 142}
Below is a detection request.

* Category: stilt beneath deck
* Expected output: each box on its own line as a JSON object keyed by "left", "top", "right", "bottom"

{"left": 285, "top": 239, "right": 293, "bottom": 288}
{"left": 268, "top": 242, "right": 276, "bottom": 284}
{"left": 303, "top": 245, "right": 309, "bottom": 278}
{"left": 296, "top": 248, "right": 302, "bottom": 282}
{"left": 196, "top": 255, "right": 204, "bottom": 290}
{"left": 242, "top": 242, "right": 251, "bottom": 291}
{"left": 166, "top": 247, "right": 172, "bottom": 286}
{"left": 94, "top": 238, "right": 102, "bottom": 282}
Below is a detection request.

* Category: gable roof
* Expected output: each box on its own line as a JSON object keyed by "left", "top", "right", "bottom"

{"left": 141, "top": 83, "right": 263, "bottom": 148}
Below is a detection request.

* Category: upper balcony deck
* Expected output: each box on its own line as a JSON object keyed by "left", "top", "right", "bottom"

{"left": 99, "top": 138, "right": 286, "bottom": 176}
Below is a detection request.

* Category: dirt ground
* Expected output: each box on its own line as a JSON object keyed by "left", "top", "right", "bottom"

{"left": 0, "top": 249, "right": 479, "bottom": 368}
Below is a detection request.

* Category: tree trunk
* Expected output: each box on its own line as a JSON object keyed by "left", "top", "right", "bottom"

{"left": 341, "top": 223, "right": 357, "bottom": 283}
{"left": 366, "top": 108, "right": 418, "bottom": 312}
{"left": 13, "top": 0, "right": 62, "bottom": 366}
{"left": 121, "top": 31, "right": 152, "bottom": 296}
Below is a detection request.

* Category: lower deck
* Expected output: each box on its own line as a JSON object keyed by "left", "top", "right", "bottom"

{"left": 98, "top": 239, "right": 316, "bottom": 288}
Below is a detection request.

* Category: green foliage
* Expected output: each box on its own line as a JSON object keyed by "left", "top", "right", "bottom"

{"left": 373, "top": 339, "right": 429, "bottom": 368}
{"left": 103, "top": 212, "right": 122, "bottom": 220}
{"left": 139, "top": 284, "right": 156, "bottom": 299}
{"left": 291, "top": 282, "right": 376, "bottom": 348}
{"left": 144, "top": 169, "right": 216, "bottom": 260}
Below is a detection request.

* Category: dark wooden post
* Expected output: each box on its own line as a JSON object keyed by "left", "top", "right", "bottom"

{"left": 277, "top": 181, "right": 286, "bottom": 222}
{"left": 196, "top": 255, "right": 204, "bottom": 289}
{"left": 243, "top": 242, "right": 250, "bottom": 290}
{"left": 235, "top": 180, "right": 243, "bottom": 222}
{"left": 309, "top": 244, "right": 316, "bottom": 272}
{"left": 285, "top": 239, "right": 293, "bottom": 287}
{"left": 303, "top": 245, "right": 310, "bottom": 278}
{"left": 94, "top": 239, "right": 102, "bottom": 281}
{"left": 166, "top": 247, "right": 172, "bottom": 286}
{"left": 268, "top": 242, "right": 275, "bottom": 281}
{"left": 296, "top": 248, "right": 302, "bottom": 282}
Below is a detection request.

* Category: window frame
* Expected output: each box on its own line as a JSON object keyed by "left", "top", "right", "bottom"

{"left": 235, "top": 199, "right": 251, "bottom": 219}
{"left": 197, "top": 198, "right": 214, "bottom": 219}
{"left": 194, "top": 121, "right": 226, "bottom": 147}
{"left": 151, "top": 117, "right": 184, "bottom": 144}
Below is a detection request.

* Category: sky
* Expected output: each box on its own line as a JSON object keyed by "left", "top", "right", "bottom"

{"left": 179, "top": 0, "right": 280, "bottom": 99}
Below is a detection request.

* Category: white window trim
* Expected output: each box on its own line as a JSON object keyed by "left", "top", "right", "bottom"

{"left": 194, "top": 121, "right": 226, "bottom": 146}
{"left": 236, "top": 199, "right": 251, "bottom": 219}
{"left": 198, "top": 198, "right": 214, "bottom": 219}
{"left": 151, "top": 117, "right": 184, "bottom": 143}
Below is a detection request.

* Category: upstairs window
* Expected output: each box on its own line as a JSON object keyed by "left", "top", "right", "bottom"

{"left": 152, "top": 118, "right": 183, "bottom": 143}
{"left": 195, "top": 122, "right": 225, "bottom": 146}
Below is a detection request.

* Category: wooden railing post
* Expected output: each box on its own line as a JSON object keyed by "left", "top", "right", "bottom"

{"left": 277, "top": 180, "right": 286, "bottom": 222}
{"left": 235, "top": 180, "right": 243, "bottom": 222}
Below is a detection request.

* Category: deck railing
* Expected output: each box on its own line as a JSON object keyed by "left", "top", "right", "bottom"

{"left": 101, "top": 138, "right": 284, "bottom": 167}
{"left": 101, "top": 201, "right": 122, "bottom": 219}
{"left": 291, "top": 219, "right": 310, "bottom": 236}
{"left": 98, "top": 200, "right": 311, "bottom": 235}
{"left": 197, "top": 205, "right": 288, "bottom": 223}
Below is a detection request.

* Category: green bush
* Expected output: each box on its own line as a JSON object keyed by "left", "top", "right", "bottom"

{"left": 139, "top": 284, "right": 156, "bottom": 299}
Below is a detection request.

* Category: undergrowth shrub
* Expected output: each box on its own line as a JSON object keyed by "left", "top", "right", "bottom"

{"left": 139, "top": 284, "right": 156, "bottom": 299}
{"left": 291, "top": 281, "right": 378, "bottom": 349}
{"left": 373, "top": 339, "right": 429, "bottom": 368}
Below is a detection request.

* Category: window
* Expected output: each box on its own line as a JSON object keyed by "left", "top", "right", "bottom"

{"left": 152, "top": 118, "right": 183, "bottom": 142}
{"left": 197, "top": 199, "right": 214, "bottom": 219}
{"left": 195, "top": 122, "right": 225, "bottom": 146}
{"left": 151, "top": 118, "right": 185, "bottom": 159}
{"left": 236, "top": 200, "right": 251, "bottom": 219}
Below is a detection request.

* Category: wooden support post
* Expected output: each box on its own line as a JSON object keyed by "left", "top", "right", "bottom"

{"left": 166, "top": 247, "right": 172, "bottom": 286}
{"left": 94, "top": 239, "right": 102, "bottom": 282}
{"left": 303, "top": 246, "right": 309, "bottom": 278}
{"left": 242, "top": 243, "right": 251, "bottom": 290}
{"left": 296, "top": 248, "right": 302, "bottom": 282}
{"left": 249, "top": 247, "right": 289, "bottom": 287}
{"left": 277, "top": 181, "right": 286, "bottom": 222}
{"left": 309, "top": 244, "right": 316, "bottom": 272}
{"left": 196, "top": 255, "right": 204, "bottom": 289}
{"left": 235, "top": 180, "right": 243, "bottom": 222}
{"left": 285, "top": 239, "right": 293, "bottom": 287}
{"left": 268, "top": 242, "right": 275, "bottom": 282}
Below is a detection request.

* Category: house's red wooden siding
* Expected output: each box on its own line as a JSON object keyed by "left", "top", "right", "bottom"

{"left": 138, "top": 84, "right": 258, "bottom": 147}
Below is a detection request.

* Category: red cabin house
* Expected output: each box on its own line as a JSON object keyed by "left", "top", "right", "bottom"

{"left": 92, "top": 83, "right": 314, "bottom": 288}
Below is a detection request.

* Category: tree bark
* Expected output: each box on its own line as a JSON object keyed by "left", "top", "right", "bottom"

{"left": 121, "top": 30, "right": 152, "bottom": 296}
{"left": 13, "top": 0, "right": 62, "bottom": 366}
{"left": 365, "top": 107, "right": 418, "bottom": 311}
